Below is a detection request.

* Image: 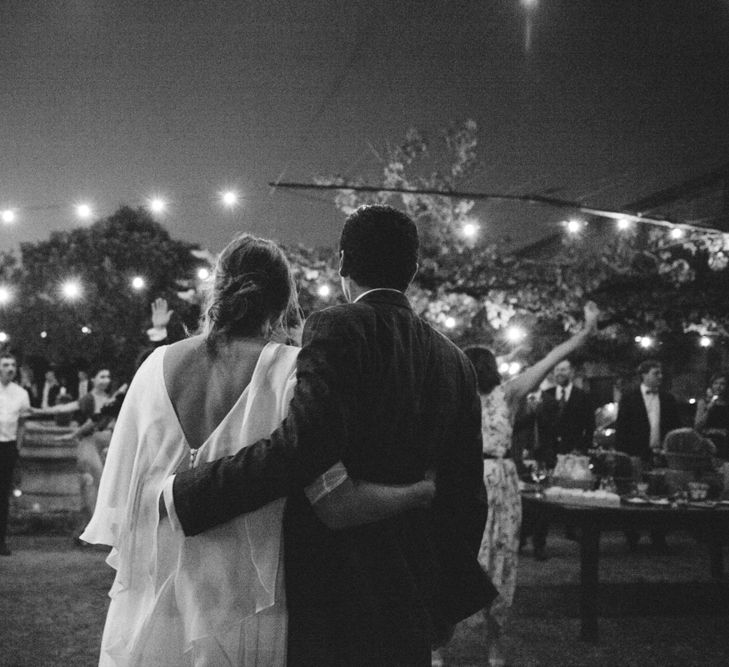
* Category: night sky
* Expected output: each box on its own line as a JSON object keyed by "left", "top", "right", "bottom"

{"left": 2, "top": 0, "right": 728, "bottom": 254}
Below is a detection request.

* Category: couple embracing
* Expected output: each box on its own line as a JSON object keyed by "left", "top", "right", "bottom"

{"left": 82, "top": 205, "right": 496, "bottom": 666}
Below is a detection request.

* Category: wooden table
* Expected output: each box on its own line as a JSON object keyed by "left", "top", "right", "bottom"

{"left": 521, "top": 493, "right": 729, "bottom": 643}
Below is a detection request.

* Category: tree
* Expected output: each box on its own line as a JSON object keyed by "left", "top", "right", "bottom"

{"left": 1, "top": 207, "right": 204, "bottom": 380}
{"left": 317, "top": 120, "right": 729, "bottom": 373}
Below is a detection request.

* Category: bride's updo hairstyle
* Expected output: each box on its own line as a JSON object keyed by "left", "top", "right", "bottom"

{"left": 201, "top": 233, "right": 301, "bottom": 354}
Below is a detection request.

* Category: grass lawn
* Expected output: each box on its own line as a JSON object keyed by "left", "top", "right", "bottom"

{"left": 1, "top": 530, "right": 728, "bottom": 666}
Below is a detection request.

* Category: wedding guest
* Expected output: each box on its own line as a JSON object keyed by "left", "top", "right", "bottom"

{"left": 134, "top": 297, "right": 181, "bottom": 369}
{"left": 616, "top": 359, "right": 681, "bottom": 551}
{"left": 694, "top": 372, "right": 729, "bottom": 459}
{"left": 19, "top": 364, "right": 40, "bottom": 408}
{"left": 40, "top": 368, "right": 61, "bottom": 409}
{"left": 530, "top": 358, "right": 594, "bottom": 558}
{"left": 536, "top": 359, "right": 594, "bottom": 464}
{"left": 55, "top": 367, "right": 118, "bottom": 545}
{"left": 615, "top": 360, "right": 681, "bottom": 464}
{"left": 462, "top": 301, "right": 599, "bottom": 667}
{"left": 0, "top": 353, "right": 31, "bottom": 556}
{"left": 74, "top": 369, "right": 91, "bottom": 401}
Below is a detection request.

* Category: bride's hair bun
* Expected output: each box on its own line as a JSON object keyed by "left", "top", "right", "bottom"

{"left": 201, "top": 234, "right": 300, "bottom": 352}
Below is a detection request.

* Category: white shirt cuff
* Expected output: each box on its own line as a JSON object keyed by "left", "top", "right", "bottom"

{"left": 305, "top": 461, "right": 349, "bottom": 505}
{"left": 146, "top": 327, "right": 168, "bottom": 343}
{"left": 161, "top": 475, "right": 183, "bottom": 532}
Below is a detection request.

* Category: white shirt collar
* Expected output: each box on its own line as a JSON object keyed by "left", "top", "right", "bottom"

{"left": 641, "top": 384, "right": 659, "bottom": 396}
{"left": 353, "top": 288, "right": 404, "bottom": 304}
{"left": 557, "top": 383, "right": 572, "bottom": 401}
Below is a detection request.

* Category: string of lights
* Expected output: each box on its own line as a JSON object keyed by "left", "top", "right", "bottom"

{"left": 0, "top": 189, "right": 245, "bottom": 227}
{"left": 1, "top": 180, "right": 724, "bottom": 355}
{"left": 268, "top": 180, "right": 728, "bottom": 238}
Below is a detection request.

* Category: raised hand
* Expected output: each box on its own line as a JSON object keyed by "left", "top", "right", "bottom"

{"left": 151, "top": 298, "right": 173, "bottom": 330}
{"left": 583, "top": 301, "right": 600, "bottom": 333}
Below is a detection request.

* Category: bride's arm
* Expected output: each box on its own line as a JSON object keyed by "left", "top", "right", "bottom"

{"left": 310, "top": 470, "right": 435, "bottom": 530}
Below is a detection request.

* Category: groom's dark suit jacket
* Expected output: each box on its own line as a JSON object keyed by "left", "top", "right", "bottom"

{"left": 172, "top": 290, "right": 495, "bottom": 666}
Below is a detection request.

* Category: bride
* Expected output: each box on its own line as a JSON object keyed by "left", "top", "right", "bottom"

{"left": 81, "top": 233, "right": 434, "bottom": 666}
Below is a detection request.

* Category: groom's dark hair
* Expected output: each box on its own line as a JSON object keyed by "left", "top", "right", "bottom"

{"left": 339, "top": 205, "right": 419, "bottom": 291}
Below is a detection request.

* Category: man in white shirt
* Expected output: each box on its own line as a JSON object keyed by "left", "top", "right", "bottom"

{"left": 616, "top": 360, "right": 680, "bottom": 464}
{"left": 615, "top": 359, "right": 680, "bottom": 551}
{"left": 0, "top": 353, "right": 31, "bottom": 556}
{"left": 531, "top": 358, "right": 594, "bottom": 558}
{"left": 536, "top": 359, "right": 595, "bottom": 464}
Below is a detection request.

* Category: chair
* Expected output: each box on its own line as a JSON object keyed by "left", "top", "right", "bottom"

{"left": 702, "top": 429, "right": 729, "bottom": 461}
{"left": 662, "top": 428, "right": 715, "bottom": 473}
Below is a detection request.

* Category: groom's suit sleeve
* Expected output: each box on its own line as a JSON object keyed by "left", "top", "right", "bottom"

{"left": 171, "top": 307, "right": 362, "bottom": 537}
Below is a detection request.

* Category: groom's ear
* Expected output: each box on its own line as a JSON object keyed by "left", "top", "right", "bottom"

{"left": 338, "top": 250, "right": 349, "bottom": 277}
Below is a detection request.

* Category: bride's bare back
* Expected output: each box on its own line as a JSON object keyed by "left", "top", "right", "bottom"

{"left": 162, "top": 334, "right": 267, "bottom": 450}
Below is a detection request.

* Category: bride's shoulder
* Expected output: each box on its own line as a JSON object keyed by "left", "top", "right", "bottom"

{"left": 269, "top": 341, "right": 301, "bottom": 366}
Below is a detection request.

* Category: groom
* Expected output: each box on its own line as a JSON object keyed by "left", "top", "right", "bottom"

{"left": 164, "top": 205, "right": 495, "bottom": 665}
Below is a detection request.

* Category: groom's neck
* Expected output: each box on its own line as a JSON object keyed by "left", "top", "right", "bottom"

{"left": 347, "top": 282, "right": 372, "bottom": 303}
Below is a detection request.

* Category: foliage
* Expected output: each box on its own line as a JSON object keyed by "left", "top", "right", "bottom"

{"left": 280, "top": 243, "right": 342, "bottom": 316}
{"left": 318, "top": 120, "right": 729, "bottom": 370}
{"left": 1, "top": 207, "right": 204, "bottom": 381}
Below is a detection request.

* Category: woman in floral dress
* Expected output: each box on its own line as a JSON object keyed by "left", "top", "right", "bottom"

{"left": 463, "top": 301, "right": 599, "bottom": 666}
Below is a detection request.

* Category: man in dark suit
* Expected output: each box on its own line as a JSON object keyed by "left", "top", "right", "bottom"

{"left": 529, "top": 359, "right": 595, "bottom": 558}
{"left": 536, "top": 359, "right": 595, "bottom": 466}
{"left": 616, "top": 359, "right": 681, "bottom": 463}
{"left": 162, "top": 205, "right": 495, "bottom": 666}
{"left": 616, "top": 359, "right": 681, "bottom": 551}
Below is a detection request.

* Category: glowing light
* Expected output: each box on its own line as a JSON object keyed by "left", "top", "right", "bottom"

{"left": 75, "top": 203, "right": 93, "bottom": 220}
{"left": 498, "top": 362, "right": 510, "bottom": 375}
{"left": 40, "top": 331, "right": 47, "bottom": 339}
{"left": 0, "top": 332, "right": 8, "bottom": 343}
{"left": 521, "top": 0, "right": 538, "bottom": 7}
{"left": 131, "top": 276, "right": 146, "bottom": 290}
{"left": 444, "top": 316, "right": 457, "bottom": 329}
{"left": 81, "top": 326, "right": 91, "bottom": 335}
{"left": 61, "top": 280, "right": 83, "bottom": 301}
{"left": 565, "top": 218, "right": 584, "bottom": 234}
{"left": 148, "top": 197, "right": 167, "bottom": 214}
{"left": 462, "top": 221, "right": 480, "bottom": 239}
{"left": 1, "top": 209, "right": 16, "bottom": 224}
{"left": 617, "top": 218, "right": 632, "bottom": 231}
{"left": 689, "top": 398, "right": 697, "bottom": 405}
{"left": 0, "top": 286, "right": 11, "bottom": 305}
{"left": 699, "top": 336, "right": 712, "bottom": 348}
{"left": 197, "top": 267, "right": 211, "bottom": 281}
{"left": 317, "top": 284, "right": 331, "bottom": 299}
{"left": 638, "top": 336, "right": 654, "bottom": 349}
{"left": 603, "top": 428, "right": 616, "bottom": 437}
{"left": 634, "top": 336, "right": 642, "bottom": 343}
{"left": 221, "top": 190, "right": 239, "bottom": 208}
{"left": 508, "top": 361, "right": 522, "bottom": 376}
{"left": 12, "top": 488, "right": 21, "bottom": 498}
{"left": 505, "top": 325, "right": 527, "bottom": 345}
{"left": 670, "top": 227, "right": 684, "bottom": 240}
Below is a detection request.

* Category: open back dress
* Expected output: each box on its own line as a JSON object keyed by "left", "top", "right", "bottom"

{"left": 82, "top": 341, "right": 299, "bottom": 666}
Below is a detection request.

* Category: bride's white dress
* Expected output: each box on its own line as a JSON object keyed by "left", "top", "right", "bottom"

{"left": 81, "top": 341, "right": 299, "bottom": 666}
